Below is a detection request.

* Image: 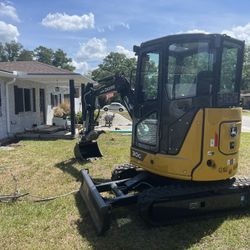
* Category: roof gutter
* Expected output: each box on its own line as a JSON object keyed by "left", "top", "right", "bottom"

{"left": 16, "top": 72, "right": 97, "bottom": 85}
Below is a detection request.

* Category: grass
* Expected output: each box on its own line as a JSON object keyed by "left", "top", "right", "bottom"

{"left": 0, "top": 133, "right": 250, "bottom": 249}
{"left": 242, "top": 110, "right": 250, "bottom": 116}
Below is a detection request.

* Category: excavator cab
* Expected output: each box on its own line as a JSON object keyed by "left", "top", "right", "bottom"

{"left": 131, "top": 33, "right": 244, "bottom": 181}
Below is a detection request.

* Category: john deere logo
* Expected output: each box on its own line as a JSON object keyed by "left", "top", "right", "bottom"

{"left": 230, "top": 126, "right": 238, "bottom": 137}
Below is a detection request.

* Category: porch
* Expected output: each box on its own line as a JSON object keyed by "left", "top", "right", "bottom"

{"left": 14, "top": 125, "right": 80, "bottom": 140}
{"left": 0, "top": 61, "right": 95, "bottom": 140}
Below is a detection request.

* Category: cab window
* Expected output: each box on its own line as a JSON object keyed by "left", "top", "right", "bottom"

{"left": 167, "top": 42, "right": 213, "bottom": 99}
{"left": 219, "top": 41, "right": 239, "bottom": 94}
{"left": 140, "top": 52, "right": 160, "bottom": 101}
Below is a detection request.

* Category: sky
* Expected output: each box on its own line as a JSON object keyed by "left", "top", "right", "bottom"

{"left": 1, "top": 0, "right": 250, "bottom": 74}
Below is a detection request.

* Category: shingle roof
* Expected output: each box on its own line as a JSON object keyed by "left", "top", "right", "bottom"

{"left": 0, "top": 61, "right": 79, "bottom": 75}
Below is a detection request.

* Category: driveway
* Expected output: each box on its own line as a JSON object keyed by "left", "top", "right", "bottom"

{"left": 242, "top": 115, "right": 250, "bottom": 132}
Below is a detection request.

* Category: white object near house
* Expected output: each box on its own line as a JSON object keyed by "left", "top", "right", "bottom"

{"left": 0, "top": 61, "right": 94, "bottom": 140}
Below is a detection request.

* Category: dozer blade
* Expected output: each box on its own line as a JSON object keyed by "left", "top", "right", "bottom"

{"left": 74, "top": 141, "right": 102, "bottom": 160}
{"left": 80, "top": 169, "right": 112, "bottom": 235}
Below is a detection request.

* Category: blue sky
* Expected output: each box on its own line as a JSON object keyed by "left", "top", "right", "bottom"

{"left": 1, "top": 0, "right": 250, "bottom": 74}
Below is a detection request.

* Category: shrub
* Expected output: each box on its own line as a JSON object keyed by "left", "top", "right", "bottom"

{"left": 53, "top": 101, "right": 70, "bottom": 118}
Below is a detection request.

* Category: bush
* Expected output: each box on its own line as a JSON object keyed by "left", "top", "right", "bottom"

{"left": 76, "top": 112, "right": 83, "bottom": 124}
{"left": 53, "top": 101, "right": 70, "bottom": 118}
{"left": 75, "top": 110, "right": 100, "bottom": 125}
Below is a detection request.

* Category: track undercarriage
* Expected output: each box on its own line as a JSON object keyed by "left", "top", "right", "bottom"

{"left": 80, "top": 164, "right": 250, "bottom": 235}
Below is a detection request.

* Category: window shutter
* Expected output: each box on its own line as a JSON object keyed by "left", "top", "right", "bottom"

{"left": 14, "top": 86, "right": 24, "bottom": 114}
{"left": 32, "top": 88, "right": 36, "bottom": 112}
{"left": 24, "top": 89, "right": 31, "bottom": 111}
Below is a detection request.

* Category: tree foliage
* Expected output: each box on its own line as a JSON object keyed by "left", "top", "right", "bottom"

{"left": 91, "top": 52, "right": 137, "bottom": 81}
{"left": 52, "top": 49, "right": 75, "bottom": 71}
{"left": 0, "top": 41, "right": 75, "bottom": 71}
{"left": 0, "top": 41, "right": 23, "bottom": 61}
{"left": 242, "top": 44, "right": 250, "bottom": 91}
{"left": 17, "top": 49, "right": 34, "bottom": 61}
{"left": 34, "top": 46, "right": 53, "bottom": 64}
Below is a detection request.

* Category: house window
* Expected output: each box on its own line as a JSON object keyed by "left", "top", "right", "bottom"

{"left": 51, "top": 93, "right": 60, "bottom": 108}
{"left": 14, "top": 86, "right": 33, "bottom": 114}
{"left": 75, "top": 87, "right": 80, "bottom": 98}
{"left": 64, "top": 94, "right": 70, "bottom": 102}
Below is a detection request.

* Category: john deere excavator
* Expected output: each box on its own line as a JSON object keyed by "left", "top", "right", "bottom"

{"left": 74, "top": 33, "right": 250, "bottom": 235}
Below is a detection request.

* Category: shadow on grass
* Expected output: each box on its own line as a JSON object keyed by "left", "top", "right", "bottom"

{"left": 74, "top": 189, "right": 224, "bottom": 250}
{"left": 54, "top": 158, "right": 250, "bottom": 249}
{"left": 54, "top": 158, "right": 82, "bottom": 180}
{"left": 75, "top": 200, "right": 250, "bottom": 250}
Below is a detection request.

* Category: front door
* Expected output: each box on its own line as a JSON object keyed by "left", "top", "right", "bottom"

{"left": 39, "top": 89, "right": 46, "bottom": 124}
{"left": 133, "top": 48, "right": 162, "bottom": 153}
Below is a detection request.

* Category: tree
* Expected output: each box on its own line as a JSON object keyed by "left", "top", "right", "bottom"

{"left": 52, "top": 49, "right": 75, "bottom": 71}
{"left": 242, "top": 44, "right": 250, "bottom": 91}
{"left": 4, "top": 41, "right": 23, "bottom": 61}
{"left": 91, "top": 52, "right": 137, "bottom": 81}
{"left": 0, "top": 42, "right": 7, "bottom": 61}
{"left": 17, "top": 49, "right": 34, "bottom": 61}
{"left": 91, "top": 52, "right": 137, "bottom": 105}
{"left": 34, "top": 46, "right": 53, "bottom": 64}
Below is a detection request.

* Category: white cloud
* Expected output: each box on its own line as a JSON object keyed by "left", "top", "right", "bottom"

{"left": 71, "top": 60, "right": 89, "bottom": 74}
{"left": 182, "top": 24, "right": 250, "bottom": 44}
{"left": 98, "top": 22, "right": 130, "bottom": 33}
{"left": 115, "top": 45, "right": 135, "bottom": 58}
{"left": 0, "top": 2, "right": 19, "bottom": 22}
{"left": 0, "top": 21, "right": 19, "bottom": 42}
{"left": 42, "top": 12, "right": 94, "bottom": 31}
{"left": 120, "top": 22, "right": 130, "bottom": 30}
{"left": 222, "top": 23, "right": 250, "bottom": 43}
{"left": 108, "top": 22, "right": 130, "bottom": 31}
{"left": 76, "top": 37, "right": 108, "bottom": 61}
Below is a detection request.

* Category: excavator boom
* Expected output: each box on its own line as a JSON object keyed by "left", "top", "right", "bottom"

{"left": 74, "top": 74, "right": 134, "bottom": 160}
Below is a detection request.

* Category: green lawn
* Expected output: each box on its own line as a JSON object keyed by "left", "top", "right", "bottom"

{"left": 242, "top": 110, "right": 250, "bottom": 116}
{"left": 0, "top": 133, "right": 250, "bottom": 250}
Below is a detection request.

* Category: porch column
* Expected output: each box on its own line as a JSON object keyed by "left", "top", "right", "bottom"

{"left": 69, "top": 79, "right": 75, "bottom": 136}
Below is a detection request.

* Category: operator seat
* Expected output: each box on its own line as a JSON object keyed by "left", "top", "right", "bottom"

{"left": 195, "top": 70, "right": 213, "bottom": 107}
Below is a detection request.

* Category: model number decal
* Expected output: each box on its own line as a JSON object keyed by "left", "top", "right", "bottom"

{"left": 131, "top": 149, "right": 146, "bottom": 161}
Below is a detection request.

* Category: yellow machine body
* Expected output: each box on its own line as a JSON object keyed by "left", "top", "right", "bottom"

{"left": 131, "top": 108, "right": 242, "bottom": 181}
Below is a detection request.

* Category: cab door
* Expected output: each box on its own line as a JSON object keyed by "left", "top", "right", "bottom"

{"left": 132, "top": 47, "right": 162, "bottom": 153}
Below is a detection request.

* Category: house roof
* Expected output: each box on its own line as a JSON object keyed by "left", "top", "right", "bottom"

{"left": 0, "top": 61, "right": 95, "bottom": 85}
{"left": 0, "top": 61, "right": 79, "bottom": 75}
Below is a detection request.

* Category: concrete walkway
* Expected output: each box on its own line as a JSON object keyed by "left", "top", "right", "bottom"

{"left": 242, "top": 115, "right": 250, "bottom": 132}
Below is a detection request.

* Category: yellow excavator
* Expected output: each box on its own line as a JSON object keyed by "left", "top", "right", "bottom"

{"left": 74, "top": 33, "right": 250, "bottom": 235}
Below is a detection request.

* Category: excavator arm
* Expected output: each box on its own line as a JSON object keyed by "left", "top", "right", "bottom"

{"left": 74, "top": 74, "right": 134, "bottom": 160}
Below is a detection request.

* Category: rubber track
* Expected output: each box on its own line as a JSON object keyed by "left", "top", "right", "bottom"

{"left": 138, "top": 177, "right": 250, "bottom": 225}
{"left": 111, "top": 163, "right": 138, "bottom": 180}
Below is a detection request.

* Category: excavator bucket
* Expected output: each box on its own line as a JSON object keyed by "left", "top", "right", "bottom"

{"left": 74, "top": 141, "right": 102, "bottom": 160}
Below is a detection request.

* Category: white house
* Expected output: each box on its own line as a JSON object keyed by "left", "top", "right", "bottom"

{"left": 0, "top": 61, "right": 92, "bottom": 140}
